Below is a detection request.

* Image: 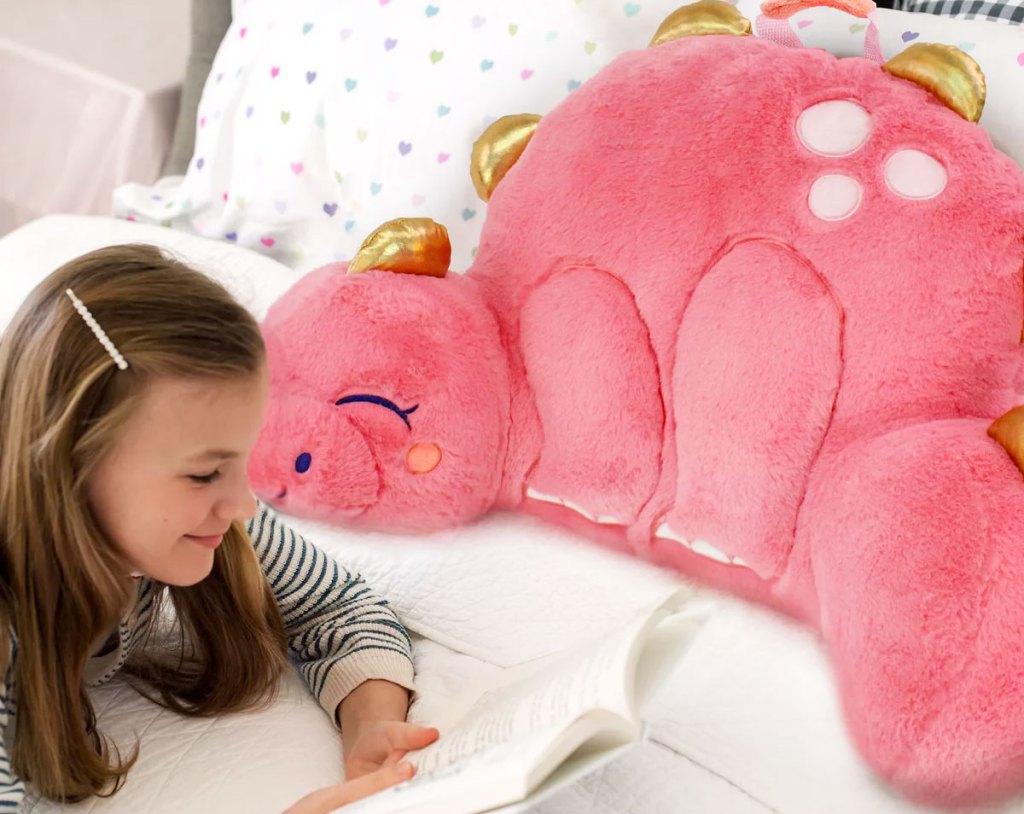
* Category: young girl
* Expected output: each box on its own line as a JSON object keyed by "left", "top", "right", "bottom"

{"left": 0, "top": 244, "right": 438, "bottom": 812}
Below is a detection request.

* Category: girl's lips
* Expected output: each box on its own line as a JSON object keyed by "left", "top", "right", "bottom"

{"left": 185, "top": 533, "right": 224, "bottom": 550}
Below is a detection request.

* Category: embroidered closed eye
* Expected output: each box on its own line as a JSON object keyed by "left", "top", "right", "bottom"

{"left": 335, "top": 394, "right": 419, "bottom": 430}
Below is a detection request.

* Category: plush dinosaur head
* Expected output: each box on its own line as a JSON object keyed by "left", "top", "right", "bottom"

{"left": 249, "top": 223, "right": 511, "bottom": 530}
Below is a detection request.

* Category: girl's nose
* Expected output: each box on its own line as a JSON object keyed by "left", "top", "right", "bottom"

{"left": 239, "top": 485, "right": 259, "bottom": 520}
{"left": 217, "top": 474, "right": 259, "bottom": 522}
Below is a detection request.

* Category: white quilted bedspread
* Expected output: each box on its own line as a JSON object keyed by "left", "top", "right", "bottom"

{"left": 6, "top": 216, "right": 1024, "bottom": 814}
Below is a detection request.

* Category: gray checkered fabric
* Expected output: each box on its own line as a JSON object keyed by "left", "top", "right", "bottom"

{"left": 893, "top": 0, "right": 1023, "bottom": 24}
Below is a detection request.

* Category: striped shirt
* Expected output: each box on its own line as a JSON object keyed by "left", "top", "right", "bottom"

{"left": 891, "top": 0, "right": 1023, "bottom": 24}
{"left": 0, "top": 504, "right": 414, "bottom": 807}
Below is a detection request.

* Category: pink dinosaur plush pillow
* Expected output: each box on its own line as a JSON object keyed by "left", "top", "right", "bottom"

{"left": 249, "top": 1, "right": 1024, "bottom": 806}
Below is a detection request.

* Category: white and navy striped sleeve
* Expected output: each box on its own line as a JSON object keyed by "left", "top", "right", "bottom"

{"left": 0, "top": 635, "right": 25, "bottom": 808}
{"left": 247, "top": 504, "right": 415, "bottom": 722}
{"left": 894, "top": 0, "right": 1024, "bottom": 24}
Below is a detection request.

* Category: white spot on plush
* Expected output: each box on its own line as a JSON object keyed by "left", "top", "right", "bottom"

{"left": 797, "top": 101, "right": 872, "bottom": 157}
{"left": 654, "top": 522, "right": 751, "bottom": 569}
{"left": 808, "top": 174, "right": 862, "bottom": 222}
{"left": 884, "top": 149, "right": 947, "bottom": 200}
{"left": 525, "top": 487, "right": 622, "bottom": 525}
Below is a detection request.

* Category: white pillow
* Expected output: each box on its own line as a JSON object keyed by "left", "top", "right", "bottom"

{"left": 0, "top": 214, "right": 302, "bottom": 332}
{"left": 113, "top": 0, "right": 686, "bottom": 273}
{"left": 114, "top": 1, "right": 1024, "bottom": 274}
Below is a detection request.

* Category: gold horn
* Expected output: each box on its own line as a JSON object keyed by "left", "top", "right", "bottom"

{"left": 989, "top": 405, "right": 1024, "bottom": 476}
{"left": 649, "top": 0, "right": 752, "bottom": 46}
{"left": 883, "top": 43, "right": 986, "bottom": 123}
{"left": 470, "top": 114, "right": 542, "bottom": 202}
{"left": 348, "top": 218, "right": 451, "bottom": 278}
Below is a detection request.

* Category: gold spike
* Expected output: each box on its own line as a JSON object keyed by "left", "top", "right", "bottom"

{"left": 989, "top": 405, "right": 1024, "bottom": 476}
{"left": 883, "top": 43, "right": 986, "bottom": 123}
{"left": 471, "top": 114, "right": 542, "bottom": 202}
{"left": 348, "top": 218, "right": 451, "bottom": 278}
{"left": 649, "top": 0, "right": 752, "bottom": 45}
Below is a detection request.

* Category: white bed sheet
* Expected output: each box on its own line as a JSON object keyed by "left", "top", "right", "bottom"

{"left": 5, "top": 216, "right": 1024, "bottom": 813}
{"left": 21, "top": 634, "right": 773, "bottom": 814}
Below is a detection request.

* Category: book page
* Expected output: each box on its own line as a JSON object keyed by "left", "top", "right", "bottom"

{"left": 338, "top": 587, "right": 702, "bottom": 814}
{"left": 486, "top": 741, "right": 636, "bottom": 814}
{"left": 339, "top": 722, "right": 590, "bottom": 814}
{"left": 628, "top": 606, "right": 714, "bottom": 717}
{"left": 409, "top": 608, "right": 650, "bottom": 777}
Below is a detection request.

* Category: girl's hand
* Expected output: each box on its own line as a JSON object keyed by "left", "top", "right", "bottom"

{"left": 343, "top": 720, "right": 439, "bottom": 780}
{"left": 283, "top": 762, "right": 415, "bottom": 813}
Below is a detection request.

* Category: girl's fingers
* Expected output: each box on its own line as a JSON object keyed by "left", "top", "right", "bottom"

{"left": 385, "top": 722, "right": 440, "bottom": 751}
{"left": 283, "top": 763, "right": 414, "bottom": 813}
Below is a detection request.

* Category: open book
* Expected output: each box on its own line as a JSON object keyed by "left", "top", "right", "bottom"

{"left": 341, "top": 587, "right": 707, "bottom": 814}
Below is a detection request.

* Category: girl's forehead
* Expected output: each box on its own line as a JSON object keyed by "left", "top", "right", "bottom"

{"left": 138, "top": 371, "right": 267, "bottom": 408}
{"left": 121, "top": 374, "right": 267, "bottom": 458}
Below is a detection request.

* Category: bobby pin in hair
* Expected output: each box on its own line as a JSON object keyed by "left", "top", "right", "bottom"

{"left": 65, "top": 288, "right": 129, "bottom": 371}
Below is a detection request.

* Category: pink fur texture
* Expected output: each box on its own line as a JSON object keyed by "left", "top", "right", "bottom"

{"left": 250, "top": 33, "right": 1024, "bottom": 805}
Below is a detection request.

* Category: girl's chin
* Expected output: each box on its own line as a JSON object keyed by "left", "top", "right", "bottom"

{"left": 148, "top": 549, "right": 217, "bottom": 587}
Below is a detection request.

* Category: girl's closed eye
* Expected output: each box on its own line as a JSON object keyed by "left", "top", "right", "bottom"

{"left": 189, "top": 471, "right": 221, "bottom": 485}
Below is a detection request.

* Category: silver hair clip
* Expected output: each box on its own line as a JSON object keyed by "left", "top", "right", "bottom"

{"left": 65, "top": 288, "right": 129, "bottom": 371}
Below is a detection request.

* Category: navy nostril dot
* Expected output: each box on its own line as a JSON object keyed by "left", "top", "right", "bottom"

{"left": 295, "top": 452, "right": 312, "bottom": 474}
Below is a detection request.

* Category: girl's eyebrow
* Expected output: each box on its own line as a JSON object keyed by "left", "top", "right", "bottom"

{"left": 186, "top": 449, "right": 240, "bottom": 463}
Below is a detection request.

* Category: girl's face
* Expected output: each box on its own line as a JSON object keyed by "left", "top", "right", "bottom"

{"left": 87, "top": 371, "right": 268, "bottom": 586}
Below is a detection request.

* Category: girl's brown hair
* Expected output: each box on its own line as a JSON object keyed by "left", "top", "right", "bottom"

{"left": 0, "top": 245, "right": 288, "bottom": 801}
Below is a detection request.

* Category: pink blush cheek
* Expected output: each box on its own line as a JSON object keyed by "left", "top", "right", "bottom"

{"left": 406, "top": 443, "right": 442, "bottom": 474}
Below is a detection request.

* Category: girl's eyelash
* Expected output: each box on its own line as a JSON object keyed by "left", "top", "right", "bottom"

{"left": 189, "top": 471, "right": 221, "bottom": 484}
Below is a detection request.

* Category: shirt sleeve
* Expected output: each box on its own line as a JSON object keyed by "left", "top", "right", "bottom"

{"left": 247, "top": 504, "right": 415, "bottom": 724}
{"left": 0, "top": 635, "right": 25, "bottom": 808}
